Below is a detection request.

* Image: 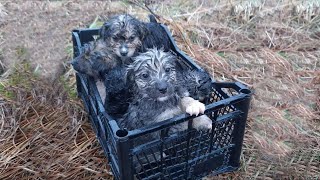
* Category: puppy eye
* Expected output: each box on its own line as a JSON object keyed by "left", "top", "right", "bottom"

{"left": 112, "top": 36, "right": 118, "bottom": 40}
{"left": 129, "top": 36, "right": 135, "bottom": 41}
{"left": 165, "top": 68, "right": 171, "bottom": 73}
{"left": 142, "top": 73, "right": 149, "bottom": 79}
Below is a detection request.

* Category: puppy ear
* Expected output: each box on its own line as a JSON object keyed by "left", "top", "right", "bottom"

{"left": 71, "top": 55, "right": 99, "bottom": 78}
{"left": 99, "top": 22, "right": 111, "bottom": 40}
{"left": 124, "top": 66, "right": 135, "bottom": 85}
{"left": 148, "top": 14, "right": 158, "bottom": 23}
{"left": 138, "top": 23, "right": 149, "bottom": 40}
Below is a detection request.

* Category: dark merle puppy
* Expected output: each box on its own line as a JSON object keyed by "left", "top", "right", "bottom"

{"left": 175, "top": 59, "right": 213, "bottom": 102}
{"left": 71, "top": 14, "right": 147, "bottom": 115}
{"left": 99, "top": 14, "right": 147, "bottom": 62}
{"left": 102, "top": 66, "right": 132, "bottom": 118}
{"left": 71, "top": 14, "right": 147, "bottom": 80}
{"left": 120, "top": 48, "right": 212, "bottom": 141}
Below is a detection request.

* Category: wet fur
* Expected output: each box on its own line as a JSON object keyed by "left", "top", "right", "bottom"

{"left": 100, "top": 14, "right": 147, "bottom": 62}
{"left": 71, "top": 14, "right": 147, "bottom": 79}
{"left": 103, "top": 66, "right": 132, "bottom": 118}
{"left": 176, "top": 68, "right": 213, "bottom": 102}
{"left": 71, "top": 39, "right": 121, "bottom": 79}
{"left": 141, "top": 15, "right": 171, "bottom": 52}
{"left": 120, "top": 49, "right": 211, "bottom": 143}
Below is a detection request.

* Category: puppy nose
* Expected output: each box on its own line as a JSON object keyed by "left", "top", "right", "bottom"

{"left": 120, "top": 46, "right": 128, "bottom": 56}
{"left": 157, "top": 82, "right": 168, "bottom": 94}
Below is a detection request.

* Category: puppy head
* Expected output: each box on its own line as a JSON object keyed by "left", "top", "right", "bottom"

{"left": 127, "top": 48, "right": 177, "bottom": 101}
{"left": 71, "top": 40, "right": 117, "bottom": 79}
{"left": 100, "top": 14, "right": 147, "bottom": 59}
{"left": 186, "top": 70, "right": 212, "bottom": 101}
{"left": 71, "top": 52, "right": 106, "bottom": 79}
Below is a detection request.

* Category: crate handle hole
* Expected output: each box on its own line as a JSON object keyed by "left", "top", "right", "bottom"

{"left": 116, "top": 129, "right": 128, "bottom": 137}
{"left": 240, "top": 89, "right": 251, "bottom": 94}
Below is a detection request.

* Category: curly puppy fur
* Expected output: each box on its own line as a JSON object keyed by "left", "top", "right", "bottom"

{"left": 176, "top": 60, "right": 213, "bottom": 102}
{"left": 100, "top": 15, "right": 171, "bottom": 116}
{"left": 103, "top": 66, "right": 132, "bottom": 118}
{"left": 71, "top": 40, "right": 119, "bottom": 79}
{"left": 99, "top": 14, "right": 147, "bottom": 61}
{"left": 141, "top": 15, "right": 171, "bottom": 52}
{"left": 71, "top": 14, "right": 148, "bottom": 111}
{"left": 120, "top": 49, "right": 212, "bottom": 142}
{"left": 71, "top": 14, "right": 147, "bottom": 79}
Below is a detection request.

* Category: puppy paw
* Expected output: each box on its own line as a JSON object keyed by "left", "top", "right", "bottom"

{"left": 192, "top": 115, "right": 212, "bottom": 130}
{"left": 185, "top": 101, "right": 205, "bottom": 116}
{"left": 180, "top": 97, "right": 205, "bottom": 116}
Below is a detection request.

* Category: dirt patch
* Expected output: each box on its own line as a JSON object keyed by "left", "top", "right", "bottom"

{"left": 0, "top": 1, "right": 129, "bottom": 80}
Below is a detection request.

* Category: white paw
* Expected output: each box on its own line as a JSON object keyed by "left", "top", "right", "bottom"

{"left": 185, "top": 100, "right": 205, "bottom": 116}
{"left": 193, "top": 115, "right": 212, "bottom": 130}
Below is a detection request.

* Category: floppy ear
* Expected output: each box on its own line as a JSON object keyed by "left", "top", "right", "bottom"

{"left": 138, "top": 23, "right": 149, "bottom": 40}
{"left": 99, "top": 22, "right": 111, "bottom": 40}
{"left": 124, "top": 66, "right": 135, "bottom": 85}
{"left": 71, "top": 55, "right": 99, "bottom": 78}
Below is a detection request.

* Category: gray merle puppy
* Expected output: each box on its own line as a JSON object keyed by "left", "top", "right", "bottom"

{"left": 120, "top": 48, "right": 212, "bottom": 142}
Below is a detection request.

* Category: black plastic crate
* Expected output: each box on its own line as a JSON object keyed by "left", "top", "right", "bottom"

{"left": 72, "top": 24, "right": 252, "bottom": 180}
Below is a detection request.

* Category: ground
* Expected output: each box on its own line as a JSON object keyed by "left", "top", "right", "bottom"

{"left": 0, "top": 0, "right": 319, "bottom": 179}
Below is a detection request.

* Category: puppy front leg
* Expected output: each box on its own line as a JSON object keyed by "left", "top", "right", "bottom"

{"left": 193, "top": 115, "right": 212, "bottom": 130}
{"left": 179, "top": 97, "right": 212, "bottom": 130}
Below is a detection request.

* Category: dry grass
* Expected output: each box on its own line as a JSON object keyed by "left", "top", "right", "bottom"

{"left": 0, "top": 64, "right": 112, "bottom": 179}
{"left": 0, "top": 0, "right": 319, "bottom": 179}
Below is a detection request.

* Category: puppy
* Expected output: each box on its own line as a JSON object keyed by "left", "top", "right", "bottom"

{"left": 71, "top": 14, "right": 147, "bottom": 79}
{"left": 71, "top": 40, "right": 119, "bottom": 79}
{"left": 120, "top": 48, "right": 212, "bottom": 141}
{"left": 99, "top": 14, "right": 147, "bottom": 62}
{"left": 71, "top": 14, "right": 147, "bottom": 107}
{"left": 176, "top": 59, "right": 213, "bottom": 102}
{"left": 120, "top": 49, "right": 212, "bottom": 174}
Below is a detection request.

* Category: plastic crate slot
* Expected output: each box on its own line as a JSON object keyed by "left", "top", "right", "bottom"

{"left": 79, "top": 93, "right": 89, "bottom": 113}
{"left": 98, "top": 114, "right": 107, "bottom": 139}
{"left": 72, "top": 31, "right": 82, "bottom": 57}
{"left": 192, "top": 153, "right": 224, "bottom": 177}
{"left": 239, "top": 88, "right": 251, "bottom": 94}
{"left": 106, "top": 123, "right": 118, "bottom": 152}
{"left": 107, "top": 144, "right": 119, "bottom": 171}
{"left": 78, "top": 74, "right": 89, "bottom": 95}
{"left": 221, "top": 88, "right": 240, "bottom": 97}
{"left": 163, "top": 160, "right": 187, "bottom": 177}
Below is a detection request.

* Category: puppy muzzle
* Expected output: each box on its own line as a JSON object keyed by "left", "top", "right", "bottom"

{"left": 156, "top": 81, "right": 168, "bottom": 94}
{"left": 120, "top": 45, "right": 128, "bottom": 56}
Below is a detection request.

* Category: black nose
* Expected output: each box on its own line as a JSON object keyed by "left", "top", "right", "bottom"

{"left": 157, "top": 82, "right": 168, "bottom": 94}
{"left": 120, "top": 46, "right": 128, "bottom": 56}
